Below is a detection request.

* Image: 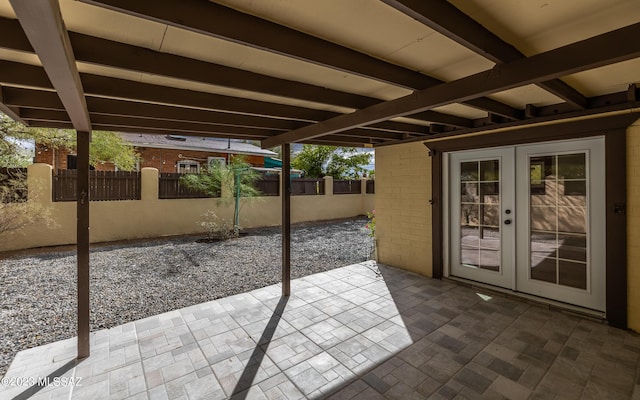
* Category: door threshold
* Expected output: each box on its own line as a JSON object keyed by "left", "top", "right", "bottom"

{"left": 444, "top": 276, "right": 607, "bottom": 323}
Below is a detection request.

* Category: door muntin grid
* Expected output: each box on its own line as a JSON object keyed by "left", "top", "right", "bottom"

{"left": 528, "top": 152, "right": 589, "bottom": 290}
{"left": 459, "top": 159, "right": 501, "bottom": 272}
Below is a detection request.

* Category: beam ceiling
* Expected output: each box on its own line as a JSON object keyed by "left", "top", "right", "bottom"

{"left": 0, "top": 1, "right": 635, "bottom": 148}
{"left": 0, "top": 61, "right": 440, "bottom": 141}
{"left": 80, "top": 0, "right": 523, "bottom": 120}
{"left": 262, "top": 22, "right": 640, "bottom": 148}
{"left": 0, "top": 16, "right": 462, "bottom": 129}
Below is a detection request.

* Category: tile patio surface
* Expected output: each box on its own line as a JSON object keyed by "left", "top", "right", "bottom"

{"left": 2, "top": 261, "right": 640, "bottom": 400}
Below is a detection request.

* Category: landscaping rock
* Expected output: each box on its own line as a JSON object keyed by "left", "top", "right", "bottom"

{"left": 0, "top": 216, "right": 372, "bottom": 378}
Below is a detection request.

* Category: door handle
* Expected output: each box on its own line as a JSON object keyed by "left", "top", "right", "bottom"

{"left": 504, "top": 219, "right": 512, "bottom": 225}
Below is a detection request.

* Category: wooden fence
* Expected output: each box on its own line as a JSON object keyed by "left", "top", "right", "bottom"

{"left": 48, "top": 171, "right": 368, "bottom": 200}
{"left": 291, "top": 178, "right": 325, "bottom": 195}
{"left": 333, "top": 179, "right": 361, "bottom": 194}
{"left": 53, "top": 170, "right": 141, "bottom": 202}
{"left": 255, "top": 175, "right": 279, "bottom": 196}
{"left": 158, "top": 173, "right": 217, "bottom": 199}
{"left": 0, "top": 167, "right": 27, "bottom": 203}
{"left": 366, "top": 180, "right": 375, "bottom": 194}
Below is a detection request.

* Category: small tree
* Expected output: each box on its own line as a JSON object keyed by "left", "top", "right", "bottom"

{"left": 292, "top": 145, "right": 372, "bottom": 179}
{"left": 181, "top": 156, "right": 261, "bottom": 236}
{"left": 1, "top": 113, "right": 139, "bottom": 170}
{"left": 0, "top": 169, "right": 53, "bottom": 240}
{"left": 1, "top": 116, "right": 33, "bottom": 167}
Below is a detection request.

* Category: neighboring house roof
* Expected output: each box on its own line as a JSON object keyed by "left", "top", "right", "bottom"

{"left": 118, "top": 133, "right": 277, "bottom": 157}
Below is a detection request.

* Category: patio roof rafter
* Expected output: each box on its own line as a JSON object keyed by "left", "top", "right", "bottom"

{"left": 262, "top": 22, "right": 640, "bottom": 148}
{"left": 0, "top": 16, "right": 467, "bottom": 128}
{"left": 381, "top": 0, "right": 588, "bottom": 109}
{"left": 9, "top": 0, "right": 91, "bottom": 132}
{"left": 0, "top": 60, "right": 451, "bottom": 135}
{"left": 25, "top": 120, "right": 266, "bottom": 141}
{"left": 2, "top": 87, "right": 438, "bottom": 136}
{"left": 24, "top": 117, "right": 392, "bottom": 147}
{"left": 19, "top": 108, "right": 282, "bottom": 137}
{"left": 0, "top": 85, "right": 26, "bottom": 125}
{"left": 79, "top": 0, "right": 523, "bottom": 120}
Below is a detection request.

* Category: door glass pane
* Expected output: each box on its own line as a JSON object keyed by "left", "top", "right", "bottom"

{"left": 529, "top": 153, "right": 588, "bottom": 289}
{"left": 530, "top": 206, "right": 556, "bottom": 232}
{"left": 482, "top": 205, "right": 499, "bottom": 226}
{"left": 481, "top": 160, "right": 500, "bottom": 181}
{"left": 559, "top": 260, "right": 587, "bottom": 289}
{"left": 461, "top": 183, "right": 479, "bottom": 203}
{"left": 461, "top": 226, "right": 480, "bottom": 267}
{"left": 459, "top": 159, "right": 500, "bottom": 272}
{"left": 558, "top": 154, "right": 585, "bottom": 179}
{"left": 461, "top": 204, "right": 479, "bottom": 226}
{"left": 461, "top": 162, "right": 478, "bottom": 181}
{"left": 558, "top": 233, "right": 587, "bottom": 262}
{"left": 558, "top": 207, "right": 586, "bottom": 233}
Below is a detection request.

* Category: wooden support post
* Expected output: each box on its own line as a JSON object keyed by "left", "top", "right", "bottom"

{"left": 77, "top": 131, "right": 90, "bottom": 358}
{"left": 282, "top": 143, "right": 291, "bottom": 296}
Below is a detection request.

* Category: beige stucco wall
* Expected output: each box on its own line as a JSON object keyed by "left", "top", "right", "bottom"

{"left": 627, "top": 120, "right": 640, "bottom": 331}
{"left": 375, "top": 142, "right": 432, "bottom": 276}
{"left": 0, "top": 166, "right": 374, "bottom": 252}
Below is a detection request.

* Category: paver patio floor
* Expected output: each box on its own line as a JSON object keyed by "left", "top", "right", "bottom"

{"left": 2, "top": 261, "right": 640, "bottom": 399}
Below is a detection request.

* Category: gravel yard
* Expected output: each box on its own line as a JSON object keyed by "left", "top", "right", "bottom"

{"left": 0, "top": 216, "right": 372, "bottom": 378}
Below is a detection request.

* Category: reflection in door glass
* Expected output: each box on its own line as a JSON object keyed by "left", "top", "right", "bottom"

{"left": 460, "top": 160, "right": 500, "bottom": 272}
{"left": 529, "top": 153, "right": 587, "bottom": 289}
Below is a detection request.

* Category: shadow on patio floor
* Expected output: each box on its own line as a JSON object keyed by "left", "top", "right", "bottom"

{"left": 1, "top": 261, "right": 639, "bottom": 399}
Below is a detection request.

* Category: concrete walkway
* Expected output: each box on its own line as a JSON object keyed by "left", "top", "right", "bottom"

{"left": 1, "top": 262, "right": 639, "bottom": 399}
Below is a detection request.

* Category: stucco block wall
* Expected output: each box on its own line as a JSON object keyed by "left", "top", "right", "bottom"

{"left": 627, "top": 120, "right": 640, "bottom": 331}
{"left": 375, "top": 142, "right": 432, "bottom": 276}
{"left": 0, "top": 168, "right": 372, "bottom": 252}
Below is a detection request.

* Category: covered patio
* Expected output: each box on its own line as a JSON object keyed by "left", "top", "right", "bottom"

{"left": 2, "top": 262, "right": 639, "bottom": 399}
{"left": 1, "top": 1, "right": 640, "bottom": 398}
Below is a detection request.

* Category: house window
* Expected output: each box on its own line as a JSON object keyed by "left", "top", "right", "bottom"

{"left": 177, "top": 160, "right": 200, "bottom": 174}
{"left": 66, "top": 154, "right": 95, "bottom": 170}
{"left": 208, "top": 157, "right": 226, "bottom": 170}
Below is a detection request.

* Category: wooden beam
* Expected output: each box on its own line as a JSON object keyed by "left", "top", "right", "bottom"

{"left": 25, "top": 120, "right": 267, "bottom": 140}
{"left": 0, "top": 85, "right": 26, "bottom": 124}
{"left": 20, "top": 108, "right": 280, "bottom": 137}
{"left": 0, "top": 17, "right": 470, "bottom": 130}
{"left": 80, "top": 0, "right": 521, "bottom": 120}
{"left": 0, "top": 17, "right": 365, "bottom": 110}
{"left": 9, "top": 88, "right": 432, "bottom": 137}
{"left": 262, "top": 23, "right": 640, "bottom": 148}
{"left": 23, "top": 117, "right": 392, "bottom": 146}
{"left": 381, "top": 0, "right": 588, "bottom": 109}
{"left": 10, "top": 0, "right": 91, "bottom": 132}
{"left": 281, "top": 143, "right": 291, "bottom": 296}
{"left": 386, "top": 99, "right": 640, "bottom": 147}
{"left": 76, "top": 130, "right": 90, "bottom": 358}
{"left": 0, "top": 69, "right": 449, "bottom": 133}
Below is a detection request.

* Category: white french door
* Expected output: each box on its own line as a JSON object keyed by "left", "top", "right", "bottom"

{"left": 449, "top": 148, "right": 515, "bottom": 289}
{"left": 448, "top": 138, "right": 605, "bottom": 311}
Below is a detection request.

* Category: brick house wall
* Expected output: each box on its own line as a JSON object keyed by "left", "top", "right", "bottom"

{"left": 34, "top": 143, "right": 115, "bottom": 171}
{"left": 138, "top": 147, "right": 264, "bottom": 173}
{"left": 35, "top": 143, "right": 265, "bottom": 172}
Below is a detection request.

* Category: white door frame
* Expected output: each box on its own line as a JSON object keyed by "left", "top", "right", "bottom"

{"left": 444, "top": 137, "right": 606, "bottom": 311}
{"left": 515, "top": 138, "right": 605, "bottom": 311}
{"left": 448, "top": 147, "right": 515, "bottom": 289}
